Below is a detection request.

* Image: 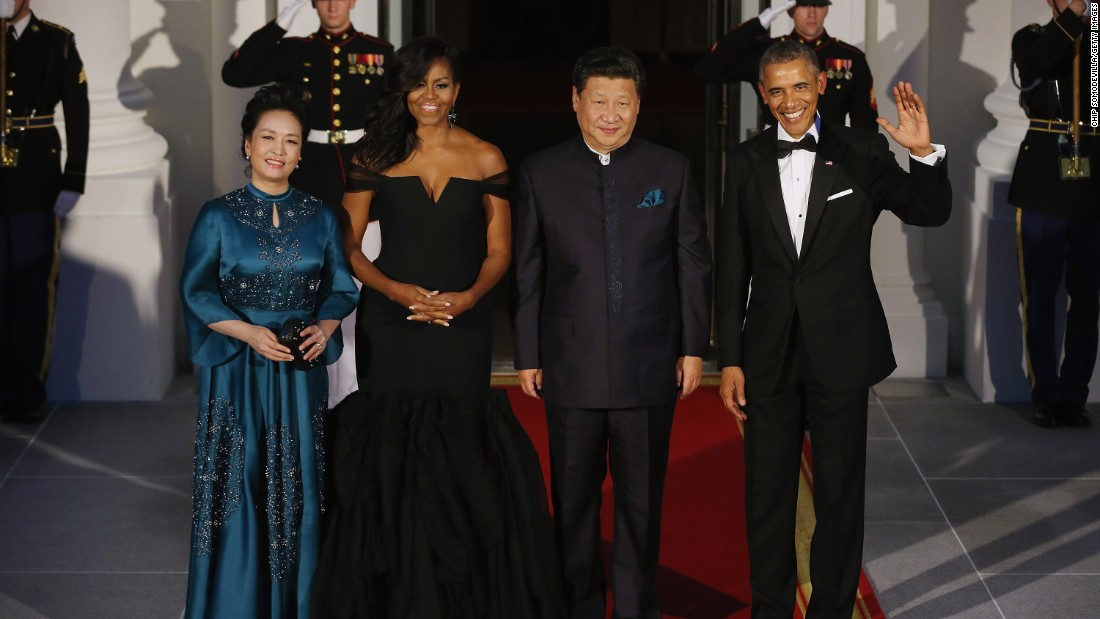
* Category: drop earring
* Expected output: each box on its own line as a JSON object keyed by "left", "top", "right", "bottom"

{"left": 448, "top": 104, "right": 457, "bottom": 128}
{"left": 245, "top": 154, "right": 251, "bottom": 160}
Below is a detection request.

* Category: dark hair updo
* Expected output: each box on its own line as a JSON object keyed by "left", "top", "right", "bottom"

{"left": 239, "top": 83, "right": 312, "bottom": 160}
{"left": 354, "top": 36, "right": 463, "bottom": 172}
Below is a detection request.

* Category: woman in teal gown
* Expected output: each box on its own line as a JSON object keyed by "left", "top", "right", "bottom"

{"left": 180, "top": 84, "right": 358, "bottom": 618}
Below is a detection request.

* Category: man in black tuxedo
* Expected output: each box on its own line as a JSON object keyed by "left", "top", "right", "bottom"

{"left": 512, "top": 47, "right": 712, "bottom": 619}
{"left": 716, "top": 40, "right": 950, "bottom": 618}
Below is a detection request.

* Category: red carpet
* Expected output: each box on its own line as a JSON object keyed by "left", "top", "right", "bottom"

{"left": 501, "top": 384, "right": 885, "bottom": 619}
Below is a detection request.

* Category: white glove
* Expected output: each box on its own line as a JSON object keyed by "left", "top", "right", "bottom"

{"left": 759, "top": 0, "right": 798, "bottom": 29}
{"left": 0, "top": 0, "right": 16, "bottom": 20}
{"left": 54, "top": 190, "right": 80, "bottom": 217}
{"left": 276, "top": 0, "right": 310, "bottom": 31}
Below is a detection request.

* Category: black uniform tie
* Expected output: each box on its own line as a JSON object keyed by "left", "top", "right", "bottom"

{"left": 777, "top": 135, "right": 818, "bottom": 158}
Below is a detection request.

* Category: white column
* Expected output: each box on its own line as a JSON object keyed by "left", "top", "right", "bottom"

{"left": 863, "top": 0, "right": 948, "bottom": 378}
{"left": 37, "top": 0, "right": 174, "bottom": 401}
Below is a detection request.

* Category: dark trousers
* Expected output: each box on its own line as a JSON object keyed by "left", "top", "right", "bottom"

{"left": 744, "top": 321, "right": 870, "bottom": 619}
{"left": 1016, "top": 208, "right": 1100, "bottom": 406}
{"left": 0, "top": 212, "right": 61, "bottom": 411}
{"left": 544, "top": 401, "right": 676, "bottom": 619}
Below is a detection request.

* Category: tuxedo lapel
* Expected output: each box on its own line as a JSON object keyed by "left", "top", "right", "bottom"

{"left": 801, "top": 125, "right": 846, "bottom": 262}
{"left": 751, "top": 134, "right": 798, "bottom": 264}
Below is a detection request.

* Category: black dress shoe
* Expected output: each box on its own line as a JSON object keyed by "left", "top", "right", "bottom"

{"left": 1032, "top": 404, "right": 1061, "bottom": 428}
{"left": 1058, "top": 404, "right": 1092, "bottom": 429}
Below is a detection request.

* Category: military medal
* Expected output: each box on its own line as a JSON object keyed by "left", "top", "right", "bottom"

{"left": 844, "top": 60, "right": 853, "bottom": 80}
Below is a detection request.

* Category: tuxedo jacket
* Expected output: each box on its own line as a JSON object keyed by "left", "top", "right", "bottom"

{"left": 715, "top": 123, "right": 951, "bottom": 395}
{"left": 512, "top": 136, "right": 712, "bottom": 409}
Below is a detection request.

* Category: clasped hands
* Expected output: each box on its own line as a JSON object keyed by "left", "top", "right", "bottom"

{"left": 389, "top": 283, "right": 475, "bottom": 327}
{"left": 248, "top": 322, "right": 331, "bottom": 363}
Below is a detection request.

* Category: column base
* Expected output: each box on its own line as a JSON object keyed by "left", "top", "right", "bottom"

{"left": 46, "top": 160, "right": 175, "bottom": 401}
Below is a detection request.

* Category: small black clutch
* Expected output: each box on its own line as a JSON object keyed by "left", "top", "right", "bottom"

{"left": 278, "top": 317, "right": 318, "bottom": 371}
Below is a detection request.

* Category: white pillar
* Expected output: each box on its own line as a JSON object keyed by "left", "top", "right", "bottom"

{"left": 863, "top": 0, "right": 948, "bottom": 378}
{"left": 36, "top": 0, "right": 174, "bottom": 401}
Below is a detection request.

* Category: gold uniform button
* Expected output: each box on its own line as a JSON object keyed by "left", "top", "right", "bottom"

{"left": 5, "top": 90, "right": 12, "bottom": 96}
{"left": 333, "top": 119, "right": 342, "bottom": 128}
{"left": 334, "top": 59, "right": 341, "bottom": 67}
{"left": 365, "top": 79, "right": 371, "bottom": 85}
{"left": 334, "top": 73, "right": 342, "bottom": 81}
{"left": 334, "top": 46, "right": 341, "bottom": 54}
{"left": 303, "top": 77, "right": 310, "bottom": 83}
{"left": 333, "top": 87, "right": 341, "bottom": 96}
{"left": 333, "top": 103, "right": 341, "bottom": 112}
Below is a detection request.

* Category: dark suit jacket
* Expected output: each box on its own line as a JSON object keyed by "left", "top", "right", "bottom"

{"left": 512, "top": 136, "right": 712, "bottom": 409}
{"left": 716, "top": 123, "right": 951, "bottom": 395}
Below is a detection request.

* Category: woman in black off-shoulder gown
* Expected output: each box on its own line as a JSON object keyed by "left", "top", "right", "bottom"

{"left": 311, "top": 37, "right": 562, "bottom": 619}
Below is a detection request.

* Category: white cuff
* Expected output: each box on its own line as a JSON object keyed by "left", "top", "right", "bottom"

{"left": 910, "top": 143, "right": 946, "bottom": 165}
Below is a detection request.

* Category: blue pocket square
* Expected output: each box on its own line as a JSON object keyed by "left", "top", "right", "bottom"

{"left": 637, "top": 188, "right": 665, "bottom": 208}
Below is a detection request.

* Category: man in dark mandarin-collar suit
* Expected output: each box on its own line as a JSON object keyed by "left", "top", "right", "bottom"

{"left": 716, "top": 41, "right": 950, "bottom": 618}
{"left": 512, "top": 47, "right": 712, "bottom": 619}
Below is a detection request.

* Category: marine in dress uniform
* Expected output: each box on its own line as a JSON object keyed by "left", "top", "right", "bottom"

{"left": 694, "top": 0, "right": 879, "bottom": 131}
{"left": 222, "top": 0, "right": 392, "bottom": 210}
{"left": 0, "top": 2, "right": 89, "bottom": 423}
{"left": 1008, "top": 0, "right": 1098, "bottom": 428}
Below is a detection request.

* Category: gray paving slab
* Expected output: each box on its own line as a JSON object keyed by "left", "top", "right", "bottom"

{"left": 0, "top": 476, "right": 191, "bottom": 572}
{"left": 984, "top": 574, "right": 1100, "bottom": 619}
{"left": 867, "top": 403, "right": 896, "bottom": 440}
{"left": 865, "top": 438, "right": 944, "bottom": 523}
{"left": 0, "top": 572, "right": 185, "bottom": 619}
{"left": 930, "top": 478, "right": 1100, "bottom": 575}
{"left": 0, "top": 431, "right": 32, "bottom": 480}
{"left": 863, "top": 521, "right": 1002, "bottom": 619}
{"left": 882, "top": 401, "right": 1100, "bottom": 479}
{"left": 13, "top": 401, "right": 195, "bottom": 478}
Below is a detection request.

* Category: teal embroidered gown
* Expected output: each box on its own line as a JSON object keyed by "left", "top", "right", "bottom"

{"left": 180, "top": 184, "right": 358, "bottom": 619}
{"left": 311, "top": 165, "right": 562, "bottom": 618}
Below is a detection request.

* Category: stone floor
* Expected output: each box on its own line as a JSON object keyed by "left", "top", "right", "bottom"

{"left": 0, "top": 376, "right": 1096, "bottom": 618}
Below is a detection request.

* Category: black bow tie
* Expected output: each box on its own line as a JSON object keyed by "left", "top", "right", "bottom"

{"left": 777, "top": 135, "right": 818, "bottom": 158}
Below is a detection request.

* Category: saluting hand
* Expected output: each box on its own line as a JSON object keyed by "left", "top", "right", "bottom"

{"left": 877, "top": 82, "right": 934, "bottom": 158}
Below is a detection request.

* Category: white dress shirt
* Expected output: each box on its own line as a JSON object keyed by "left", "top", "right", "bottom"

{"left": 777, "top": 116, "right": 947, "bottom": 257}
{"left": 776, "top": 121, "right": 820, "bottom": 256}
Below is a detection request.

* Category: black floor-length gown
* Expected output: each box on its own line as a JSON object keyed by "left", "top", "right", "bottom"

{"left": 312, "top": 164, "right": 562, "bottom": 618}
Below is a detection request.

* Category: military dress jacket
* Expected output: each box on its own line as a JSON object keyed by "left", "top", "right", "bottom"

{"left": 222, "top": 20, "right": 392, "bottom": 139}
{"left": 695, "top": 18, "right": 878, "bottom": 131}
{"left": 0, "top": 13, "right": 89, "bottom": 214}
{"left": 1008, "top": 8, "right": 1097, "bottom": 221}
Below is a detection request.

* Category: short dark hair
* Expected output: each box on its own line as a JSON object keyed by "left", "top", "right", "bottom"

{"left": 758, "top": 40, "right": 821, "bottom": 83}
{"left": 239, "top": 83, "right": 311, "bottom": 159}
{"left": 573, "top": 47, "right": 646, "bottom": 97}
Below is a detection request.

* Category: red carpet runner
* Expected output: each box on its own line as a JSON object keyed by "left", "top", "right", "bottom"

{"left": 500, "top": 384, "right": 885, "bottom": 619}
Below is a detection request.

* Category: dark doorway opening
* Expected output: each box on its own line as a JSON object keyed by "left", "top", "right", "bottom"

{"left": 405, "top": 0, "right": 720, "bottom": 368}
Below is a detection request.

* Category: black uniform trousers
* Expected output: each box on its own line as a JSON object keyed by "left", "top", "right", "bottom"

{"left": 0, "top": 212, "right": 61, "bottom": 412}
{"left": 545, "top": 400, "right": 676, "bottom": 619}
{"left": 1016, "top": 208, "right": 1100, "bottom": 407}
{"left": 744, "top": 318, "right": 869, "bottom": 619}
